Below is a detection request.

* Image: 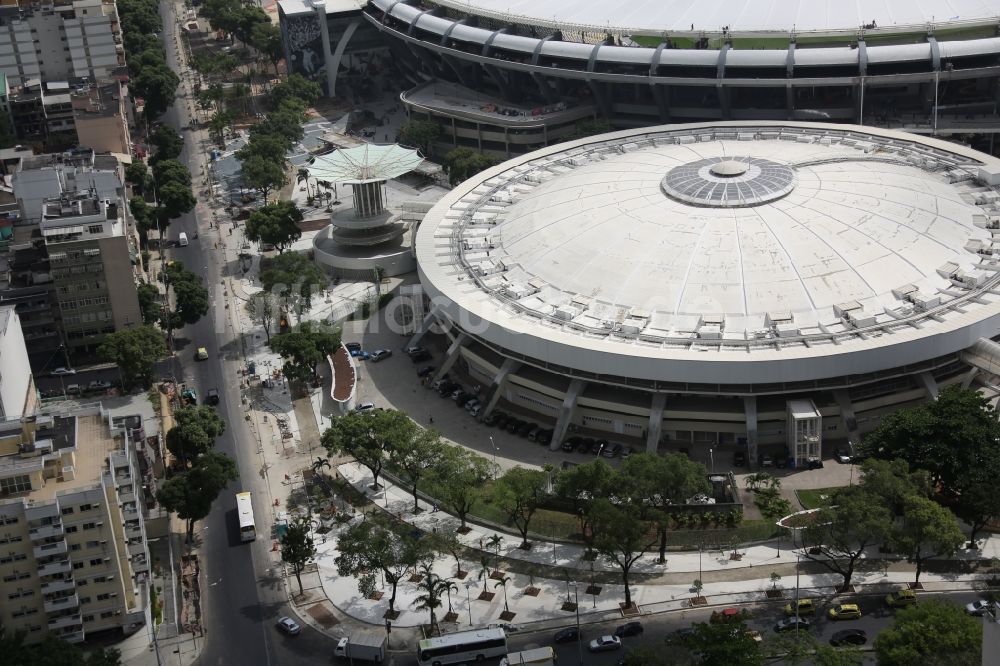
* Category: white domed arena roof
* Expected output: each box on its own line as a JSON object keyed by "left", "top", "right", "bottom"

{"left": 415, "top": 123, "right": 1000, "bottom": 385}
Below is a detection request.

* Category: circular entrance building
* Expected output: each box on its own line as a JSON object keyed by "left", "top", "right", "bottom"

{"left": 410, "top": 122, "right": 1000, "bottom": 467}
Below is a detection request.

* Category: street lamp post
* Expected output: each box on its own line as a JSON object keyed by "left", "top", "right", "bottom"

{"left": 570, "top": 582, "right": 582, "bottom": 666}
{"left": 489, "top": 435, "right": 498, "bottom": 477}
{"left": 465, "top": 581, "right": 474, "bottom": 626}
{"left": 709, "top": 448, "right": 714, "bottom": 474}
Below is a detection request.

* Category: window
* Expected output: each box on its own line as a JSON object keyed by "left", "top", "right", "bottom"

{"left": 100, "top": 610, "right": 115, "bottom": 619}
{"left": 79, "top": 503, "right": 92, "bottom": 512}
{"left": 70, "top": 544, "right": 81, "bottom": 552}
{"left": 73, "top": 562, "right": 85, "bottom": 570}
{"left": 65, "top": 526, "right": 78, "bottom": 534}
{"left": 92, "top": 575, "right": 107, "bottom": 583}
{"left": 89, "top": 558, "right": 103, "bottom": 566}
{"left": 78, "top": 596, "right": 90, "bottom": 604}
{"left": 77, "top": 579, "right": 87, "bottom": 586}
{"left": 61, "top": 507, "right": 74, "bottom": 515}
{"left": 96, "top": 593, "right": 111, "bottom": 601}
{"left": 82, "top": 522, "right": 95, "bottom": 530}
{"left": 0, "top": 475, "right": 31, "bottom": 494}
{"left": 85, "top": 540, "right": 99, "bottom": 549}
{"left": 82, "top": 614, "right": 94, "bottom": 622}
{"left": 2, "top": 517, "right": 18, "bottom": 525}
{"left": 87, "top": 225, "right": 102, "bottom": 234}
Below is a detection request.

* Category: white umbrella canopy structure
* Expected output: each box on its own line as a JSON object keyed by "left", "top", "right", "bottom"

{"left": 307, "top": 144, "right": 424, "bottom": 184}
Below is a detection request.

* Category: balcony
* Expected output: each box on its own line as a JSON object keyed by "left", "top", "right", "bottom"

{"left": 122, "top": 506, "right": 139, "bottom": 522}
{"left": 24, "top": 502, "right": 59, "bottom": 521}
{"left": 38, "top": 558, "right": 72, "bottom": 578}
{"left": 131, "top": 555, "right": 149, "bottom": 574}
{"left": 59, "top": 629, "right": 85, "bottom": 644}
{"left": 118, "top": 490, "right": 136, "bottom": 504}
{"left": 47, "top": 613, "right": 83, "bottom": 631}
{"left": 44, "top": 593, "right": 80, "bottom": 614}
{"left": 29, "top": 521, "right": 64, "bottom": 541}
{"left": 34, "top": 540, "right": 68, "bottom": 559}
{"left": 127, "top": 541, "right": 146, "bottom": 557}
{"left": 125, "top": 523, "right": 142, "bottom": 539}
{"left": 41, "top": 578, "right": 76, "bottom": 595}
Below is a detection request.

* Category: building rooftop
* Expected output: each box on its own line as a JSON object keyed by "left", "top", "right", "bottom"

{"left": 72, "top": 83, "right": 122, "bottom": 120}
{"left": 416, "top": 122, "right": 1000, "bottom": 384}
{"left": 428, "top": 0, "right": 1000, "bottom": 36}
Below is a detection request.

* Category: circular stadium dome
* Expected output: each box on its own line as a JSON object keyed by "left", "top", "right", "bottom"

{"left": 411, "top": 123, "right": 1000, "bottom": 465}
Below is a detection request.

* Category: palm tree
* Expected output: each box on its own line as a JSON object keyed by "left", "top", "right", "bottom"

{"left": 444, "top": 579, "right": 459, "bottom": 615}
{"left": 477, "top": 555, "right": 491, "bottom": 595}
{"left": 487, "top": 534, "right": 504, "bottom": 575}
{"left": 297, "top": 169, "right": 312, "bottom": 199}
{"left": 311, "top": 457, "right": 331, "bottom": 475}
{"left": 412, "top": 562, "right": 451, "bottom": 634}
{"left": 494, "top": 575, "right": 512, "bottom": 614}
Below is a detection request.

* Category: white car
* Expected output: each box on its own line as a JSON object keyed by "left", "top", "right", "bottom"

{"left": 51, "top": 367, "right": 76, "bottom": 376}
{"left": 355, "top": 402, "right": 376, "bottom": 412}
{"left": 370, "top": 349, "right": 392, "bottom": 362}
{"left": 588, "top": 635, "right": 621, "bottom": 653}
{"left": 967, "top": 600, "right": 996, "bottom": 616}
{"left": 276, "top": 616, "right": 300, "bottom": 635}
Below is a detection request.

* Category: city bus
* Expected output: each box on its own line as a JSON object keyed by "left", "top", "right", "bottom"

{"left": 416, "top": 628, "right": 507, "bottom": 666}
{"left": 236, "top": 492, "right": 256, "bottom": 542}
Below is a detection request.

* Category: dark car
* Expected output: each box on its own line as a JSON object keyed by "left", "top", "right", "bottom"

{"left": 527, "top": 426, "right": 542, "bottom": 441}
{"left": 774, "top": 617, "right": 811, "bottom": 633}
{"left": 438, "top": 382, "right": 459, "bottom": 397}
{"left": 506, "top": 419, "right": 524, "bottom": 434}
{"left": 604, "top": 442, "right": 623, "bottom": 458}
{"left": 829, "top": 629, "right": 867, "bottom": 646}
{"left": 482, "top": 411, "right": 503, "bottom": 426}
{"left": 665, "top": 627, "right": 695, "bottom": 645}
{"left": 554, "top": 626, "right": 580, "bottom": 643}
{"left": 410, "top": 350, "right": 432, "bottom": 363}
{"left": 537, "top": 429, "right": 553, "bottom": 445}
{"left": 807, "top": 457, "right": 824, "bottom": 470}
{"left": 416, "top": 366, "right": 435, "bottom": 378}
{"left": 516, "top": 421, "right": 536, "bottom": 437}
{"left": 345, "top": 342, "right": 362, "bottom": 353}
{"left": 492, "top": 414, "right": 511, "bottom": 429}
{"left": 455, "top": 393, "right": 474, "bottom": 407}
{"left": 578, "top": 438, "right": 595, "bottom": 454}
{"left": 205, "top": 388, "right": 220, "bottom": 406}
{"left": 561, "top": 437, "right": 580, "bottom": 452}
{"left": 614, "top": 621, "right": 643, "bottom": 637}
{"left": 733, "top": 451, "right": 747, "bottom": 466}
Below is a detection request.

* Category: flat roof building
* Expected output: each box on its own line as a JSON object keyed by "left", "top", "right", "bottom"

{"left": 0, "top": 305, "right": 36, "bottom": 420}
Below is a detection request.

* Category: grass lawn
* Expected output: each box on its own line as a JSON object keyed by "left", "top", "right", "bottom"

{"left": 795, "top": 487, "right": 842, "bottom": 510}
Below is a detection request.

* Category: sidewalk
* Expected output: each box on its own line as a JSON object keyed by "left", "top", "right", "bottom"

{"left": 283, "top": 460, "right": 1000, "bottom": 634}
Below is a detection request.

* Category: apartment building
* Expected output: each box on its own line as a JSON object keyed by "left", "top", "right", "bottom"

{"left": 71, "top": 81, "right": 129, "bottom": 155}
{"left": 0, "top": 407, "right": 150, "bottom": 644}
{"left": 0, "top": 0, "right": 125, "bottom": 88}
{"left": 0, "top": 306, "right": 37, "bottom": 420}
{"left": 0, "top": 150, "right": 141, "bottom": 362}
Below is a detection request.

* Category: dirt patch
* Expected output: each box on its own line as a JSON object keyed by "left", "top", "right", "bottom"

{"left": 561, "top": 601, "right": 577, "bottom": 612}
{"left": 620, "top": 602, "right": 640, "bottom": 616}
{"left": 765, "top": 589, "right": 784, "bottom": 599}
{"left": 499, "top": 611, "right": 516, "bottom": 621}
{"left": 305, "top": 602, "right": 340, "bottom": 628}
{"left": 523, "top": 587, "right": 540, "bottom": 597}
{"left": 367, "top": 591, "right": 384, "bottom": 601}
{"left": 299, "top": 217, "right": 329, "bottom": 232}
{"left": 408, "top": 573, "right": 423, "bottom": 583}
{"left": 489, "top": 571, "right": 507, "bottom": 580}
{"left": 477, "top": 591, "right": 496, "bottom": 602}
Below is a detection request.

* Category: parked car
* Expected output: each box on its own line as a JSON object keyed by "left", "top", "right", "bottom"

{"left": 355, "top": 402, "right": 376, "bottom": 412}
{"left": 593, "top": 439, "right": 608, "bottom": 456}
{"left": 465, "top": 398, "right": 481, "bottom": 412}
{"left": 806, "top": 457, "right": 824, "bottom": 470}
{"left": 351, "top": 350, "right": 371, "bottom": 360}
{"left": 966, "top": 600, "right": 997, "bottom": 616}
{"left": 604, "top": 443, "right": 623, "bottom": 458}
{"left": 527, "top": 426, "right": 542, "bottom": 441}
{"left": 205, "top": 389, "right": 220, "bottom": 406}
{"left": 455, "top": 393, "right": 474, "bottom": 407}
{"left": 733, "top": 451, "right": 747, "bottom": 466}
{"left": 88, "top": 380, "right": 112, "bottom": 391}
{"left": 759, "top": 454, "right": 774, "bottom": 467}
{"left": 410, "top": 350, "right": 432, "bottom": 363}
{"left": 404, "top": 345, "right": 426, "bottom": 356}
{"left": 775, "top": 452, "right": 789, "bottom": 468}
{"left": 774, "top": 617, "right": 811, "bottom": 633}
{"left": 506, "top": 419, "right": 523, "bottom": 434}
{"left": 614, "top": 621, "right": 643, "bottom": 637}
{"left": 588, "top": 636, "right": 621, "bottom": 653}
{"left": 65, "top": 384, "right": 82, "bottom": 395}
{"left": 562, "top": 437, "right": 581, "bottom": 452}
{"left": 829, "top": 629, "right": 867, "bottom": 646}
{"left": 493, "top": 414, "right": 511, "bottom": 428}
{"left": 784, "top": 598, "right": 814, "bottom": 616}
{"left": 687, "top": 493, "right": 716, "bottom": 505}
{"left": 431, "top": 378, "right": 451, "bottom": 391}
{"left": 621, "top": 446, "right": 634, "bottom": 459}
{"left": 553, "top": 627, "right": 580, "bottom": 643}
{"left": 482, "top": 411, "right": 503, "bottom": 426}
{"left": 345, "top": 342, "right": 362, "bottom": 353}
{"left": 370, "top": 349, "right": 392, "bottom": 362}
{"left": 833, "top": 449, "right": 852, "bottom": 464}
{"left": 537, "top": 429, "right": 553, "bottom": 445}
{"left": 885, "top": 589, "right": 917, "bottom": 608}
{"left": 468, "top": 404, "right": 483, "bottom": 417}
{"left": 51, "top": 367, "right": 76, "bottom": 376}
{"left": 578, "top": 438, "right": 595, "bottom": 454}
{"left": 710, "top": 607, "right": 749, "bottom": 624}
{"left": 417, "top": 366, "right": 435, "bottom": 378}
{"left": 196, "top": 347, "right": 209, "bottom": 361}
{"left": 275, "top": 617, "right": 300, "bottom": 635}
{"left": 827, "top": 604, "right": 862, "bottom": 620}
{"left": 516, "top": 421, "right": 536, "bottom": 437}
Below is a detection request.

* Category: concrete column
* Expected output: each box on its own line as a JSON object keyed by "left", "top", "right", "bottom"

{"left": 405, "top": 304, "right": 442, "bottom": 349}
{"left": 430, "top": 332, "right": 468, "bottom": 384}
{"left": 646, "top": 393, "right": 666, "bottom": 453}
{"left": 917, "top": 371, "right": 939, "bottom": 400}
{"left": 550, "top": 379, "right": 586, "bottom": 451}
{"left": 743, "top": 396, "right": 758, "bottom": 469}
{"left": 481, "top": 358, "right": 521, "bottom": 416}
{"left": 313, "top": 1, "right": 338, "bottom": 97}
{"left": 961, "top": 367, "right": 980, "bottom": 389}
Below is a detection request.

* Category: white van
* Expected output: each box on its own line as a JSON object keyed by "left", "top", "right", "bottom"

{"left": 178, "top": 232, "right": 189, "bottom": 247}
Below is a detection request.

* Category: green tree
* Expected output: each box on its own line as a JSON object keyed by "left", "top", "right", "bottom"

{"left": 259, "top": 250, "right": 328, "bottom": 315}
{"left": 270, "top": 73, "right": 321, "bottom": 109}
{"left": 554, "top": 458, "right": 616, "bottom": 553}
{"left": 153, "top": 158, "right": 192, "bottom": 189}
{"left": 491, "top": 467, "right": 548, "bottom": 549}
{"left": 158, "top": 181, "right": 197, "bottom": 221}
{"left": 678, "top": 621, "right": 763, "bottom": 666}
{"left": 874, "top": 598, "right": 981, "bottom": 665}
{"left": 442, "top": 147, "right": 499, "bottom": 186}
{"left": 591, "top": 499, "right": 656, "bottom": 609}
{"left": 335, "top": 513, "right": 428, "bottom": 615}
{"left": 426, "top": 447, "right": 495, "bottom": 530}
{"left": 137, "top": 282, "right": 161, "bottom": 324}
{"left": 428, "top": 530, "right": 466, "bottom": 577}
{"left": 241, "top": 154, "right": 287, "bottom": 202}
{"left": 164, "top": 405, "right": 227, "bottom": 468}
{"left": 245, "top": 200, "right": 303, "bottom": 253}
{"left": 891, "top": 494, "right": 965, "bottom": 585}
{"left": 251, "top": 22, "right": 285, "bottom": 75}
{"left": 321, "top": 408, "right": 412, "bottom": 490}
{"left": 622, "top": 452, "right": 710, "bottom": 563}
{"left": 132, "top": 61, "right": 180, "bottom": 120}
{"left": 164, "top": 262, "right": 209, "bottom": 333}
{"left": 236, "top": 132, "right": 289, "bottom": 166}
{"left": 149, "top": 124, "right": 184, "bottom": 163}
{"left": 281, "top": 514, "right": 317, "bottom": 596}
{"left": 412, "top": 561, "right": 450, "bottom": 633}
{"left": 803, "top": 485, "right": 893, "bottom": 592}
{"left": 858, "top": 458, "right": 931, "bottom": 514}
{"left": 130, "top": 196, "right": 158, "bottom": 234}
{"left": 246, "top": 291, "right": 277, "bottom": 343}
{"left": 397, "top": 120, "right": 441, "bottom": 155}
{"left": 269, "top": 320, "right": 341, "bottom": 383}
{"left": 564, "top": 119, "right": 612, "bottom": 141}
{"left": 157, "top": 451, "right": 238, "bottom": 542}
{"left": 388, "top": 428, "right": 445, "bottom": 513}
{"left": 97, "top": 324, "right": 166, "bottom": 387}
{"left": 250, "top": 99, "right": 306, "bottom": 149}
{"left": 0, "top": 632, "right": 122, "bottom": 665}
{"left": 126, "top": 161, "right": 153, "bottom": 195}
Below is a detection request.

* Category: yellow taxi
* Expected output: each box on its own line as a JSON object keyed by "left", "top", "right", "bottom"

{"left": 783, "top": 598, "right": 814, "bottom": 616}
{"left": 828, "top": 603, "right": 862, "bottom": 620}
{"left": 196, "top": 347, "right": 209, "bottom": 361}
{"left": 885, "top": 589, "right": 917, "bottom": 608}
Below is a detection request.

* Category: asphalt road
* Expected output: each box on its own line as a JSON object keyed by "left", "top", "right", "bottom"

{"left": 153, "top": 3, "right": 334, "bottom": 665}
